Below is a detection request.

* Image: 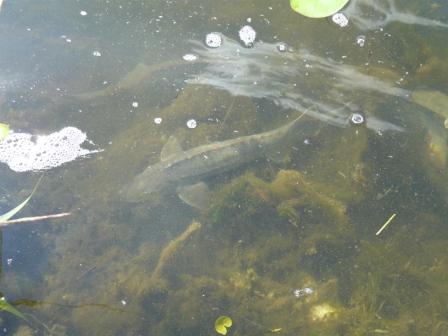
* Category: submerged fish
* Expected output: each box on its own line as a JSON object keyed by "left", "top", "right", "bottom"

{"left": 122, "top": 112, "right": 316, "bottom": 209}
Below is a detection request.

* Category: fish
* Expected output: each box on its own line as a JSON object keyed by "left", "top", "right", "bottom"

{"left": 122, "top": 111, "right": 316, "bottom": 209}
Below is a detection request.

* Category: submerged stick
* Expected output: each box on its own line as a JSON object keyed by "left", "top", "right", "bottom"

{"left": 0, "top": 212, "right": 71, "bottom": 227}
{"left": 151, "top": 220, "right": 202, "bottom": 280}
{"left": 375, "top": 213, "right": 396, "bottom": 236}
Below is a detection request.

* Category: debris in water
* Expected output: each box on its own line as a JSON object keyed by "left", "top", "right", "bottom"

{"left": 376, "top": 213, "right": 397, "bottom": 235}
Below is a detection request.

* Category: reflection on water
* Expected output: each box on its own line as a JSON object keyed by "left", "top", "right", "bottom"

{"left": 344, "top": 0, "right": 448, "bottom": 30}
{"left": 188, "top": 34, "right": 406, "bottom": 131}
{"left": 0, "top": 0, "right": 447, "bottom": 335}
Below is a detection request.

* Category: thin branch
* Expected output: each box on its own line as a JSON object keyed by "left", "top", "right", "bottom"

{"left": 0, "top": 212, "right": 71, "bottom": 227}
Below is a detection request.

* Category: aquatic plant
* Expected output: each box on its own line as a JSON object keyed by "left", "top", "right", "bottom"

{"left": 0, "top": 176, "right": 41, "bottom": 222}
{"left": 290, "top": 0, "right": 350, "bottom": 18}
{"left": 0, "top": 297, "right": 25, "bottom": 320}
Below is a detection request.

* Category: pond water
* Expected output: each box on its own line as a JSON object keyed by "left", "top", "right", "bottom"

{"left": 0, "top": 0, "right": 447, "bottom": 335}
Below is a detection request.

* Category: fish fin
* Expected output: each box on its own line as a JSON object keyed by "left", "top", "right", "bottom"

{"left": 161, "top": 135, "right": 183, "bottom": 161}
{"left": 177, "top": 182, "right": 211, "bottom": 210}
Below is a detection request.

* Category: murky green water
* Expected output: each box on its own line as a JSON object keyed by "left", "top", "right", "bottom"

{"left": 0, "top": 0, "right": 447, "bottom": 335}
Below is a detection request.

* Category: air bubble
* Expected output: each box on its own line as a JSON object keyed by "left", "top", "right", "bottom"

{"left": 239, "top": 25, "right": 256, "bottom": 47}
{"left": 182, "top": 54, "right": 198, "bottom": 61}
{"left": 332, "top": 13, "right": 349, "bottom": 27}
{"left": 349, "top": 113, "right": 365, "bottom": 125}
{"left": 276, "top": 42, "right": 288, "bottom": 52}
{"left": 186, "top": 119, "right": 197, "bottom": 129}
{"left": 356, "top": 35, "right": 366, "bottom": 47}
{"left": 205, "top": 32, "right": 222, "bottom": 48}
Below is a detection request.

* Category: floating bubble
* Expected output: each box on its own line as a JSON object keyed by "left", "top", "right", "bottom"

{"left": 0, "top": 127, "right": 101, "bottom": 172}
{"left": 132, "top": 101, "right": 139, "bottom": 108}
{"left": 239, "top": 25, "right": 256, "bottom": 47}
{"left": 80, "top": 10, "right": 87, "bottom": 16}
{"left": 182, "top": 54, "right": 198, "bottom": 61}
{"left": 349, "top": 112, "right": 365, "bottom": 125}
{"left": 154, "top": 117, "right": 162, "bottom": 124}
{"left": 276, "top": 42, "right": 288, "bottom": 52}
{"left": 205, "top": 32, "right": 222, "bottom": 48}
{"left": 332, "top": 13, "right": 349, "bottom": 27}
{"left": 356, "top": 35, "right": 366, "bottom": 47}
{"left": 92, "top": 50, "right": 102, "bottom": 57}
{"left": 186, "top": 119, "right": 197, "bottom": 129}
{"left": 293, "top": 287, "right": 314, "bottom": 298}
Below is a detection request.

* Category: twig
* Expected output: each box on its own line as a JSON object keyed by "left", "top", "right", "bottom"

{"left": 0, "top": 212, "right": 71, "bottom": 227}
{"left": 376, "top": 213, "right": 396, "bottom": 236}
{"left": 151, "top": 220, "right": 201, "bottom": 280}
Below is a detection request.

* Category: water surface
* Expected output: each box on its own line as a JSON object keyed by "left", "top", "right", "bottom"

{"left": 0, "top": 0, "right": 447, "bottom": 335}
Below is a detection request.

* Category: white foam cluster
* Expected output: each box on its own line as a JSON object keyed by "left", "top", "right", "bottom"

{"left": 238, "top": 25, "right": 256, "bottom": 47}
{"left": 205, "top": 32, "right": 223, "bottom": 48}
{"left": 0, "top": 127, "right": 101, "bottom": 172}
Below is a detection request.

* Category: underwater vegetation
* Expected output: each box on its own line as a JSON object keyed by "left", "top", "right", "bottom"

{"left": 1, "top": 0, "right": 447, "bottom": 335}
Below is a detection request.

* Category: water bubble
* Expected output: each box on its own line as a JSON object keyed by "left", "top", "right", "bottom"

{"left": 186, "top": 119, "right": 197, "bottom": 129}
{"left": 92, "top": 50, "right": 102, "bottom": 57}
{"left": 205, "top": 32, "right": 222, "bottom": 48}
{"left": 154, "top": 117, "right": 162, "bottom": 125}
{"left": 332, "top": 13, "right": 349, "bottom": 27}
{"left": 349, "top": 113, "right": 365, "bottom": 125}
{"left": 356, "top": 35, "right": 366, "bottom": 47}
{"left": 182, "top": 54, "right": 198, "bottom": 61}
{"left": 132, "top": 101, "right": 139, "bottom": 108}
{"left": 276, "top": 42, "right": 288, "bottom": 52}
{"left": 239, "top": 25, "right": 256, "bottom": 47}
{"left": 293, "top": 287, "right": 314, "bottom": 298}
{"left": 80, "top": 10, "right": 87, "bottom": 16}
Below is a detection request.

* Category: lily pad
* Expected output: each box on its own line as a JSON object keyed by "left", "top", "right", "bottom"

{"left": 0, "top": 123, "right": 9, "bottom": 142}
{"left": 215, "top": 316, "right": 232, "bottom": 335}
{"left": 290, "top": 0, "right": 350, "bottom": 18}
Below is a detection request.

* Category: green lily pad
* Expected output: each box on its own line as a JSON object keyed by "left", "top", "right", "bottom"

{"left": 0, "top": 123, "right": 9, "bottom": 142}
{"left": 215, "top": 316, "right": 232, "bottom": 335}
{"left": 290, "top": 0, "right": 351, "bottom": 18}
